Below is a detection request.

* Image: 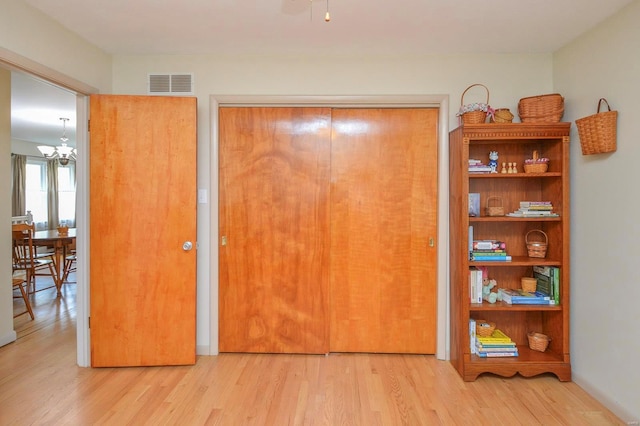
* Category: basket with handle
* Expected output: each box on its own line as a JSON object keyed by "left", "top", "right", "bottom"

{"left": 518, "top": 93, "right": 564, "bottom": 122}
{"left": 485, "top": 196, "right": 505, "bottom": 217}
{"left": 576, "top": 98, "right": 618, "bottom": 155}
{"left": 525, "top": 229, "right": 548, "bottom": 258}
{"left": 528, "top": 332, "right": 551, "bottom": 352}
{"left": 524, "top": 150, "right": 549, "bottom": 173}
{"left": 458, "top": 84, "right": 490, "bottom": 124}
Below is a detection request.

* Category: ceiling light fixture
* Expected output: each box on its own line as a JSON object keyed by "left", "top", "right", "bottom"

{"left": 37, "top": 117, "right": 77, "bottom": 166}
{"left": 325, "top": 0, "right": 330, "bottom": 22}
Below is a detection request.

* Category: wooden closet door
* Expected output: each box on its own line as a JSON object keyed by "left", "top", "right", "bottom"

{"left": 219, "top": 107, "right": 332, "bottom": 353}
{"left": 329, "top": 108, "right": 438, "bottom": 353}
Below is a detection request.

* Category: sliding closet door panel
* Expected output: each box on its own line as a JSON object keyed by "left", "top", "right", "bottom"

{"left": 329, "top": 108, "right": 438, "bottom": 353}
{"left": 219, "top": 107, "right": 331, "bottom": 353}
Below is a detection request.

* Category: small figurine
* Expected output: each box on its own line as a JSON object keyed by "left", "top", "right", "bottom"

{"left": 508, "top": 162, "right": 514, "bottom": 174}
{"left": 488, "top": 151, "right": 499, "bottom": 173}
{"left": 512, "top": 162, "right": 518, "bottom": 173}
{"left": 501, "top": 162, "right": 507, "bottom": 174}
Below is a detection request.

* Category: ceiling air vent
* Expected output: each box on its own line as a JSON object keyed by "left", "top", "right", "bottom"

{"left": 148, "top": 73, "right": 194, "bottom": 95}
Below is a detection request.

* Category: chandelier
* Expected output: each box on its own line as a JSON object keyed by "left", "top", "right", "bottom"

{"left": 37, "top": 117, "right": 77, "bottom": 166}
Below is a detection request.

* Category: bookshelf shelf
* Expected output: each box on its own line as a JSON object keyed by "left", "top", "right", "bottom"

{"left": 449, "top": 122, "right": 571, "bottom": 382}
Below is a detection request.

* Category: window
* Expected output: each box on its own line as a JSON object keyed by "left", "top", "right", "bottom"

{"left": 58, "top": 165, "right": 76, "bottom": 224}
{"left": 25, "top": 159, "right": 47, "bottom": 225}
{"left": 25, "top": 158, "right": 76, "bottom": 229}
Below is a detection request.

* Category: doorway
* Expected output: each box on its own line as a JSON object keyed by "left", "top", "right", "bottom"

{"left": 0, "top": 55, "right": 94, "bottom": 365}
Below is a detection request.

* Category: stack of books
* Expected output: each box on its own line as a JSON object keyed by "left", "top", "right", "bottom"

{"left": 475, "top": 327, "right": 518, "bottom": 357}
{"left": 468, "top": 159, "right": 492, "bottom": 173}
{"left": 533, "top": 265, "right": 561, "bottom": 305}
{"left": 470, "top": 239, "right": 511, "bottom": 262}
{"left": 507, "top": 201, "right": 559, "bottom": 217}
{"left": 499, "top": 288, "right": 556, "bottom": 305}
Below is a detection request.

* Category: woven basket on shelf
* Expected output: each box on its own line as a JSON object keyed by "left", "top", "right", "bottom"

{"left": 524, "top": 150, "right": 549, "bottom": 173}
{"left": 459, "top": 84, "right": 489, "bottom": 124}
{"left": 528, "top": 332, "right": 551, "bottom": 352}
{"left": 491, "top": 108, "right": 514, "bottom": 123}
{"left": 475, "top": 320, "right": 496, "bottom": 337}
{"left": 576, "top": 98, "right": 618, "bottom": 155}
{"left": 521, "top": 277, "right": 537, "bottom": 293}
{"left": 518, "top": 94, "right": 564, "bottom": 123}
{"left": 526, "top": 229, "right": 548, "bottom": 258}
{"left": 485, "top": 196, "right": 505, "bottom": 217}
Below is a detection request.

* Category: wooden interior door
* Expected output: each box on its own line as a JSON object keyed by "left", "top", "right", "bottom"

{"left": 329, "top": 108, "right": 438, "bottom": 353}
{"left": 219, "top": 107, "right": 332, "bottom": 353}
{"left": 89, "top": 95, "right": 197, "bottom": 367}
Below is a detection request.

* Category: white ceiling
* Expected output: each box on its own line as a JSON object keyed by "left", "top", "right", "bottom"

{"left": 11, "top": 0, "right": 634, "bottom": 146}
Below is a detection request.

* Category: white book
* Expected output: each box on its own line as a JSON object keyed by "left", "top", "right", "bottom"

{"left": 469, "top": 319, "right": 477, "bottom": 354}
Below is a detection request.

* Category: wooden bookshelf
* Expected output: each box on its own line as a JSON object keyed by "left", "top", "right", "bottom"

{"left": 449, "top": 123, "right": 571, "bottom": 381}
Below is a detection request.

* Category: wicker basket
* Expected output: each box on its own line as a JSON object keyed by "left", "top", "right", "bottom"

{"left": 518, "top": 94, "right": 564, "bottom": 123}
{"left": 524, "top": 150, "right": 549, "bottom": 173}
{"left": 485, "top": 196, "right": 505, "bottom": 217}
{"left": 576, "top": 98, "right": 618, "bottom": 155}
{"left": 459, "top": 84, "right": 489, "bottom": 124}
{"left": 528, "top": 332, "right": 551, "bottom": 352}
{"left": 475, "top": 320, "right": 496, "bottom": 337}
{"left": 491, "top": 108, "right": 514, "bottom": 123}
{"left": 526, "top": 229, "right": 548, "bottom": 258}
{"left": 521, "top": 277, "right": 537, "bottom": 293}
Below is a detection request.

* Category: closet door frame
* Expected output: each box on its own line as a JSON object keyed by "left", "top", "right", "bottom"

{"left": 209, "top": 95, "right": 450, "bottom": 360}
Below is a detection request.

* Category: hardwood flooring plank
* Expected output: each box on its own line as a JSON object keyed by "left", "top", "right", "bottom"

{"left": 1, "top": 276, "right": 627, "bottom": 425}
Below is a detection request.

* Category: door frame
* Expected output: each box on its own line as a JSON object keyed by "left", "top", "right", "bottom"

{"left": 210, "top": 95, "right": 451, "bottom": 360}
{"left": 0, "top": 47, "right": 95, "bottom": 366}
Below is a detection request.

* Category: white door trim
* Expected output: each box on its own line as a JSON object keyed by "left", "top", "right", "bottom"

{"left": 0, "top": 48, "right": 97, "bottom": 367}
{"left": 210, "top": 95, "right": 450, "bottom": 360}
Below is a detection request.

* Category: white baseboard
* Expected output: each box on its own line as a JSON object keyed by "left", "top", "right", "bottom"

{"left": 573, "top": 372, "right": 639, "bottom": 425}
{"left": 197, "top": 344, "right": 217, "bottom": 356}
{"left": 0, "top": 330, "right": 17, "bottom": 348}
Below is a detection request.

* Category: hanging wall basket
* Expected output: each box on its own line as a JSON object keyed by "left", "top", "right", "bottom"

{"left": 576, "top": 98, "right": 618, "bottom": 155}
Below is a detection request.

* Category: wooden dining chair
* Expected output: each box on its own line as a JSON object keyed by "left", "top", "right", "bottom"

{"left": 13, "top": 274, "right": 35, "bottom": 320}
{"left": 12, "top": 223, "right": 57, "bottom": 294}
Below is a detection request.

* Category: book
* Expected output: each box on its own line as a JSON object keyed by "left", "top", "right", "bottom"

{"left": 477, "top": 329, "right": 513, "bottom": 343}
{"left": 469, "top": 319, "right": 477, "bottom": 354}
{"left": 533, "top": 265, "right": 553, "bottom": 297}
{"left": 476, "top": 344, "right": 518, "bottom": 352}
{"left": 469, "top": 193, "right": 480, "bottom": 217}
{"left": 520, "top": 201, "right": 552, "bottom": 207}
{"left": 472, "top": 240, "right": 506, "bottom": 250}
{"left": 500, "top": 288, "right": 556, "bottom": 305}
{"left": 470, "top": 250, "right": 508, "bottom": 255}
{"left": 469, "top": 267, "right": 483, "bottom": 303}
{"left": 551, "top": 266, "right": 560, "bottom": 305}
{"left": 476, "top": 342, "right": 517, "bottom": 349}
{"left": 470, "top": 255, "right": 512, "bottom": 262}
{"left": 506, "top": 211, "right": 559, "bottom": 217}
{"left": 477, "top": 351, "right": 519, "bottom": 357}
{"left": 468, "top": 165, "right": 492, "bottom": 173}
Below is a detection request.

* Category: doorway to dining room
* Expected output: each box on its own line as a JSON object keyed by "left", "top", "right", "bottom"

{"left": 3, "top": 64, "right": 88, "bottom": 360}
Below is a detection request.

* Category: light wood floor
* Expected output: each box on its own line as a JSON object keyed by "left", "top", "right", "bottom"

{"left": 3, "top": 277, "right": 625, "bottom": 425}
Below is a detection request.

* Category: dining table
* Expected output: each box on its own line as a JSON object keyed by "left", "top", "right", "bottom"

{"left": 32, "top": 227, "right": 77, "bottom": 295}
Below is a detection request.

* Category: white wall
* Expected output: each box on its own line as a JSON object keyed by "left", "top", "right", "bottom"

{"left": 554, "top": 0, "right": 640, "bottom": 423}
{"left": 0, "top": 0, "right": 111, "bottom": 93}
{"left": 112, "top": 53, "right": 555, "bottom": 352}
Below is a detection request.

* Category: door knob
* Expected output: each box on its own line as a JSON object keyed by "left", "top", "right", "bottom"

{"left": 182, "top": 241, "right": 193, "bottom": 251}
